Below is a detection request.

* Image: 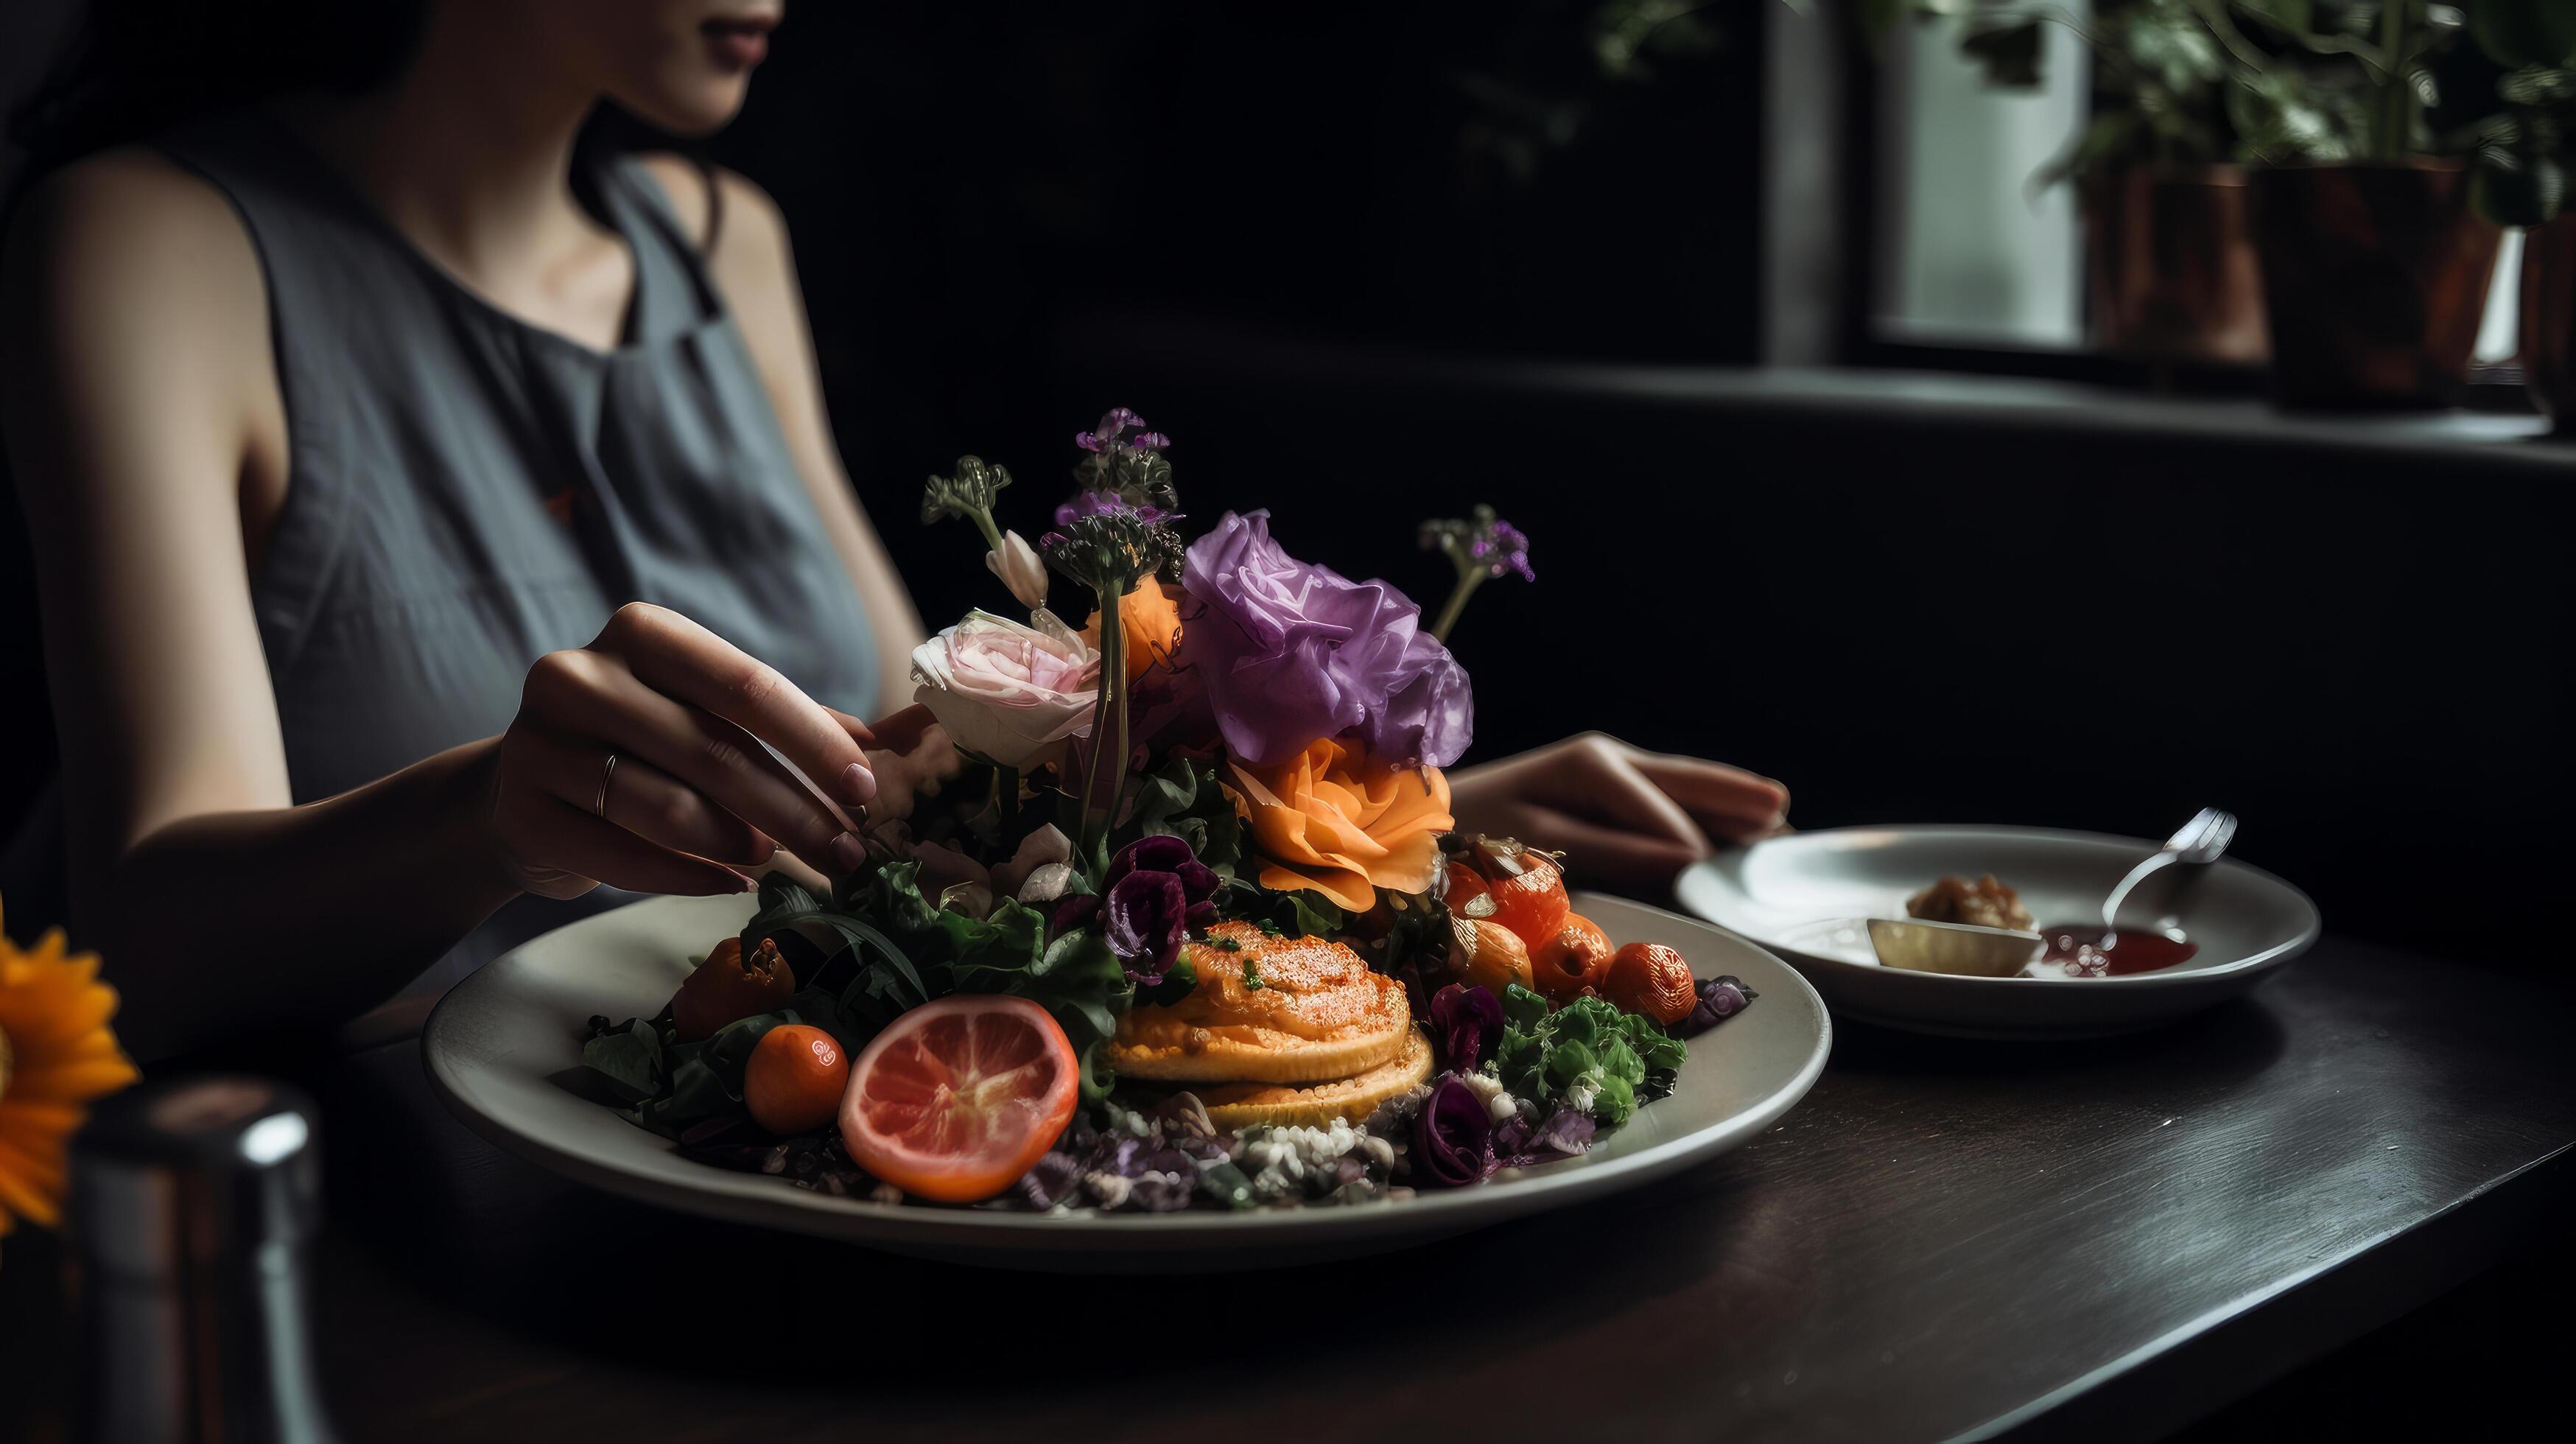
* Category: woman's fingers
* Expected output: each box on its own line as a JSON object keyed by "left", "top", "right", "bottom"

{"left": 594, "top": 603, "right": 877, "bottom": 808}
{"left": 857, "top": 702, "right": 938, "bottom": 756}
{"left": 505, "top": 728, "right": 772, "bottom": 865}
{"left": 522, "top": 648, "right": 866, "bottom": 872}
{"left": 1547, "top": 735, "right": 1710, "bottom": 858}
{"left": 1628, "top": 750, "right": 1790, "bottom": 836}
{"left": 1518, "top": 802, "right": 1709, "bottom": 884}
{"left": 504, "top": 790, "right": 756, "bottom": 897}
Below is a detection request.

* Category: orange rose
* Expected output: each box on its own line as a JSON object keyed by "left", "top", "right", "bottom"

{"left": 1224, "top": 737, "right": 1454, "bottom": 912}
{"left": 1082, "top": 578, "right": 1183, "bottom": 682}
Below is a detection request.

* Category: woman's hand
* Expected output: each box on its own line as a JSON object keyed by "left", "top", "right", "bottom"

{"left": 1445, "top": 732, "right": 1789, "bottom": 888}
{"left": 484, "top": 603, "right": 885, "bottom": 899}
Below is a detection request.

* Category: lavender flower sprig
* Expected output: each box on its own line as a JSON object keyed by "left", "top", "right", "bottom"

{"left": 1419, "top": 504, "right": 1534, "bottom": 643}
{"left": 1071, "top": 407, "right": 1181, "bottom": 519}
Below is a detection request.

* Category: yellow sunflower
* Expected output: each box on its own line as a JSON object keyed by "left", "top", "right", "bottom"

{"left": 0, "top": 897, "right": 138, "bottom": 1241}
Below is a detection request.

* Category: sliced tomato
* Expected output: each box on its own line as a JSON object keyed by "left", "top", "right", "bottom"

{"left": 838, "top": 995, "right": 1079, "bottom": 1203}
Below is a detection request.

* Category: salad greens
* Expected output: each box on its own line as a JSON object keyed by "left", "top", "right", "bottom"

{"left": 1492, "top": 984, "right": 1685, "bottom": 1128}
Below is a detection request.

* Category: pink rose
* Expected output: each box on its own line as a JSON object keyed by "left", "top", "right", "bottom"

{"left": 908, "top": 609, "right": 1100, "bottom": 768}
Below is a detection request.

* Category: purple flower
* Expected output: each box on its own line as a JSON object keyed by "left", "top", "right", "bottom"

{"left": 1493, "top": 1105, "right": 1597, "bottom": 1166}
{"left": 1053, "top": 834, "right": 1221, "bottom": 984}
{"left": 1681, "top": 975, "right": 1758, "bottom": 1036}
{"left": 1429, "top": 984, "right": 1504, "bottom": 1071}
{"left": 1053, "top": 489, "right": 1183, "bottom": 530}
{"left": 1409, "top": 1075, "right": 1495, "bottom": 1188}
{"left": 1473, "top": 519, "right": 1534, "bottom": 581}
{"left": 1421, "top": 505, "right": 1534, "bottom": 583}
{"left": 1177, "top": 511, "right": 1474, "bottom": 768}
{"left": 1075, "top": 408, "right": 1169, "bottom": 455}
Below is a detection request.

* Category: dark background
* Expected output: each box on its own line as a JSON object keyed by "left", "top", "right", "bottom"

{"left": 0, "top": 0, "right": 2565, "bottom": 963}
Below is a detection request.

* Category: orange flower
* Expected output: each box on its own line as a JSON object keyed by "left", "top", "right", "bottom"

{"left": 1225, "top": 737, "right": 1454, "bottom": 912}
{"left": 1082, "top": 578, "right": 1183, "bottom": 682}
{"left": 0, "top": 898, "right": 138, "bottom": 1240}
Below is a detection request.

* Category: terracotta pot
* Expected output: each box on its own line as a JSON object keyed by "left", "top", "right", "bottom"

{"left": 2247, "top": 161, "right": 2502, "bottom": 409}
{"left": 2518, "top": 214, "right": 2576, "bottom": 427}
{"left": 2085, "top": 164, "right": 2268, "bottom": 365}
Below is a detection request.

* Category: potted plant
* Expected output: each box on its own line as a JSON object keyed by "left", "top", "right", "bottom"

{"left": 1876, "top": 1, "right": 2275, "bottom": 365}
{"left": 2231, "top": 1, "right": 2505, "bottom": 407}
{"left": 2463, "top": 3, "right": 2576, "bottom": 423}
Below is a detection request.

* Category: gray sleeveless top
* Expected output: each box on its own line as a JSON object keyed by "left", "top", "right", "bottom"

{"left": 152, "top": 112, "right": 884, "bottom": 1041}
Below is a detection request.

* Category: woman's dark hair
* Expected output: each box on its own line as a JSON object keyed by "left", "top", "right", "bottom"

{"left": 7, "top": 0, "right": 427, "bottom": 177}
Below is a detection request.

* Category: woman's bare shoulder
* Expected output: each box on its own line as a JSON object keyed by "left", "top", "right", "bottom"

{"left": 7, "top": 145, "right": 259, "bottom": 293}
{"left": 4, "top": 145, "right": 266, "bottom": 363}
{"left": 633, "top": 152, "right": 790, "bottom": 278}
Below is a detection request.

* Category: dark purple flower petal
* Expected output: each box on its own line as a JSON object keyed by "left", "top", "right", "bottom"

{"left": 1109, "top": 833, "right": 1198, "bottom": 882}
{"left": 1106, "top": 871, "right": 1191, "bottom": 982}
{"left": 1681, "top": 975, "right": 1758, "bottom": 1036}
{"left": 1410, "top": 1076, "right": 1495, "bottom": 1188}
{"left": 1052, "top": 893, "right": 1101, "bottom": 935}
{"left": 1429, "top": 984, "right": 1504, "bottom": 1072}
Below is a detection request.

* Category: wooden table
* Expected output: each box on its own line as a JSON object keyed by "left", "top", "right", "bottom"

{"left": 5, "top": 934, "right": 2568, "bottom": 1443}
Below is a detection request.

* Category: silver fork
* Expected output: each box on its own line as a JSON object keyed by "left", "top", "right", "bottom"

{"left": 2100, "top": 807, "right": 2238, "bottom": 937}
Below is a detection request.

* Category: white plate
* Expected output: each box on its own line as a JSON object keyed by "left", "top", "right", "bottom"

{"left": 1677, "top": 826, "right": 2321, "bottom": 1040}
{"left": 422, "top": 890, "right": 1830, "bottom": 1271}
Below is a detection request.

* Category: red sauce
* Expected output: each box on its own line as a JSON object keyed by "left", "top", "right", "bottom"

{"left": 2034, "top": 925, "right": 2198, "bottom": 978}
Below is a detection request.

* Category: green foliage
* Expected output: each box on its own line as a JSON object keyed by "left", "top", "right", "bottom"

{"left": 2473, "top": 1, "right": 2576, "bottom": 71}
{"left": 1215, "top": 879, "right": 1347, "bottom": 939}
{"left": 575, "top": 1009, "right": 793, "bottom": 1141}
{"left": 1120, "top": 756, "right": 1244, "bottom": 879}
{"left": 2469, "top": 6, "right": 2576, "bottom": 224}
{"left": 1490, "top": 986, "right": 1686, "bottom": 1130}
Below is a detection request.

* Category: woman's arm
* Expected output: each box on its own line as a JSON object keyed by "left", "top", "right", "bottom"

{"left": 2, "top": 153, "right": 500, "bottom": 1054}
{"left": 650, "top": 159, "right": 927, "bottom": 695}
{"left": 7, "top": 156, "right": 888, "bottom": 1058}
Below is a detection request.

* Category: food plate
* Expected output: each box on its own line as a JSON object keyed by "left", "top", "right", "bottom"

{"left": 1676, "top": 825, "right": 2320, "bottom": 1040}
{"left": 423, "top": 889, "right": 1830, "bottom": 1271}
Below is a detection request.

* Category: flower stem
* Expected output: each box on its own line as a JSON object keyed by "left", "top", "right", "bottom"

{"left": 2371, "top": 0, "right": 2412, "bottom": 161}
{"left": 1081, "top": 586, "right": 1128, "bottom": 875}
{"left": 967, "top": 506, "right": 1006, "bottom": 556}
{"left": 1429, "top": 569, "right": 1484, "bottom": 645}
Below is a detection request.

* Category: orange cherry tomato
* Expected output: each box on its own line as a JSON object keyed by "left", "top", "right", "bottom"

{"left": 840, "top": 996, "right": 1079, "bottom": 1203}
{"left": 1530, "top": 913, "right": 1615, "bottom": 1003}
{"left": 671, "top": 936, "right": 796, "bottom": 1042}
{"left": 1484, "top": 852, "right": 1570, "bottom": 947}
{"left": 1460, "top": 918, "right": 1534, "bottom": 995}
{"left": 743, "top": 1023, "right": 849, "bottom": 1135}
{"left": 1604, "top": 942, "right": 1696, "bottom": 1026}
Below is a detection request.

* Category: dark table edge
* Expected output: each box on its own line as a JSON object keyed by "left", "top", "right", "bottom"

{"left": 1962, "top": 1140, "right": 2574, "bottom": 1442}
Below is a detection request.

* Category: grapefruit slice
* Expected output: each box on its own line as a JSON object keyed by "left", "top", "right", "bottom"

{"left": 838, "top": 995, "right": 1079, "bottom": 1203}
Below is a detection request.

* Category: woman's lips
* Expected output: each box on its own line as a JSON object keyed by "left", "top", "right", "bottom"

{"left": 702, "top": 17, "right": 773, "bottom": 70}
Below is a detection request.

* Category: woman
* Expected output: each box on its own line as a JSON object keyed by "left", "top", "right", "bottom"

{"left": 2, "top": 0, "right": 1788, "bottom": 1060}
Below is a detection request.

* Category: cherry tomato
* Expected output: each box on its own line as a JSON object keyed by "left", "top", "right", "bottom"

{"left": 670, "top": 936, "right": 796, "bottom": 1042}
{"left": 1484, "top": 852, "right": 1570, "bottom": 947}
{"left": 1530, "top": 913, "right": 1615, "bottom": 1003}
{"left": 744, "top": 1023, "right": 849, "bottom": 1135}
{"left": 1604, "top": 942, "right": 1696, "bottom": 1026}
{"left": 1459, "top": 918, "right": 1534, "bottom": 995}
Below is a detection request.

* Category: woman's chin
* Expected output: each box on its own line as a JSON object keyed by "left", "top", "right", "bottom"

{"left": 618, "top": 77, "right": 753, "bottom": 138}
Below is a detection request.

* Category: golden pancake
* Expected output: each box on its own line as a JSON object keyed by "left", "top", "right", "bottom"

{"left": 1109, "top": 922, "right": 1411, "bottom": 1084}
{"left": 1196, "top": 1028, "right": 1434, "bottom": 1131}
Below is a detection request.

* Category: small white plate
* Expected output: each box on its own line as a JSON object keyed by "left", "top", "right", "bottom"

{"left": 423, "top": 890, "right": 1830, "bottom": 1272}
{"left": 1676, "top": 825, "right": 2320, "bottom": 1040}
